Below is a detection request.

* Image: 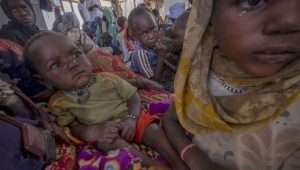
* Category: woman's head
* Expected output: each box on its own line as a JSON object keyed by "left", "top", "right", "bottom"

{"left": 1, "top": 0, "right": 35, "bottom": 26}
{"left": 53, "top": 12, "right": 80, "bottom": 33}
{"left": 212, "top": 0, "right": 300, "bottom": 77}
{"left": 116, "top": 16, "right": 127, "bottom": 33}
{"left": 175, "top": 0, "right": 300, "bottom": 134}
{"left": 24, "top": 32, "right": 93, "bottom": 91}
{"left": 169, "top": 11, "right": 190, "bottom": 54}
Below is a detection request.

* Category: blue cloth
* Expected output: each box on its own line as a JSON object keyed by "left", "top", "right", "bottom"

{"left": 168, "top": 2, "right": 186, "bottom": 19}
{"left": 130, "top": 41, "right": 158, "bottom": 79}
{"left": 0, "top": 121, "right": 43, "bottom": 170}
{"left": 0, "top": 49, "right": 47, "bottom": 98}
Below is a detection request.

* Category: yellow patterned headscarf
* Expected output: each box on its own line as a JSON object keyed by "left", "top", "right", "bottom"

{"left": 175, "top": 0, "right": 300, "bottom": 135}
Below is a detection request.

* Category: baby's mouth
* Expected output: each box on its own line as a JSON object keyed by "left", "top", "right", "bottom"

{"left": 72, "top": 70, "right": 90, "bottom": 80}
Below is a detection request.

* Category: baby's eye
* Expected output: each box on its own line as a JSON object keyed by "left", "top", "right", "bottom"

{"left": 49, "top": 63, "right": 60, "bottom": 70}
{"left": 239, "top": 0, "right": 266, "bottom": 10}
{"left": 73, "top": 50, "right": 83, "bottom": 58}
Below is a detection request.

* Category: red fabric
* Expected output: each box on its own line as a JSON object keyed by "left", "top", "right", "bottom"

{"left": 0, "top": 38, "right": 23, "bottom": 60}
{"left": 134, "top": 110, "right": 159, "bottom": 144}
{"left": 88, "top": 48, "right": 137, "bottom": 80}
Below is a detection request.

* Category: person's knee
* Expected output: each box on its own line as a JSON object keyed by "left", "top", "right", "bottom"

{"left": 144, "top": 123, "right": 163, "bottom": 145}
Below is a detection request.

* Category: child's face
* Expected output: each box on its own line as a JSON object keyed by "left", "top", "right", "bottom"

{"left": 8, "top": 0, "right": 34, "bottom": 26}
{"left": 132, "top": 12, "right": 159, "bottom": 49}
{"left": 213, "top": 0, "right": 300, "bottom": 77}
{"left": 32, "top": 35, "right": 93, "bottom": 91}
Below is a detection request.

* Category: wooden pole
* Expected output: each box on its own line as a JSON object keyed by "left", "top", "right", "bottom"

{"left": 68, "top": 0, "right": 74, "bottom": 12}
{"left": 59, "top": 0, "right": 65, "bottom": 13}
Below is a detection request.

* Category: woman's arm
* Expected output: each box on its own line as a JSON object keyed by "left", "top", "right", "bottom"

{"left": 163, "top": 104, "right": 231, "bottom": 170}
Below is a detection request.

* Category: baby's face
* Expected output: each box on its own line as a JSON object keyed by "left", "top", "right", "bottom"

{"left": 32, "top": 35, "right": 93, "bottom": 91}
{"left": 213, "top": 0, "right": 300, "bottom": 77}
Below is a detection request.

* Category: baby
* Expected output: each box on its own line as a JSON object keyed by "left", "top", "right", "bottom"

{"left": 23, "top": 31, "right": 187, "bottom": 169}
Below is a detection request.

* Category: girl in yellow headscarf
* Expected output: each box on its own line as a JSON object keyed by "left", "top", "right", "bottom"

{"left": 163, "top": 0, "right": 300, "bottom": 169}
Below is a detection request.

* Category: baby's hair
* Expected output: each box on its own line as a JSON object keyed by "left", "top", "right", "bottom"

{"left": 128, "top": 7, "right": 154, "bottom": 33}
{"left": 24, "top": 31, "right": 61, "bottom": 73}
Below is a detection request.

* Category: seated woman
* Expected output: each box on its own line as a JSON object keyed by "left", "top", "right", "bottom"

{"left": 0, "top": 0, "right": 52, "bottom": 101}
{"left": 0, "top": 76, "right": 69, "bottom": 170}
{"left": 164, "top": 1, "right": 300, "bottom": 170}
{"left": 158, "top": 11, "right": 190, "bottom": 92}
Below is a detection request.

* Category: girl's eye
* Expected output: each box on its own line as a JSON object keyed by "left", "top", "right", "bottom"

{"left": 239, "top": 0, "right": 265, "bottom": 10}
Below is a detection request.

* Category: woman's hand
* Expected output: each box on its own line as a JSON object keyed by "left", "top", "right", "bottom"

{"left": 120, "top": 118, "right": 137, "bottom": 141}
{"left": 183, "top": 147, "right": 207, "bottom": 170}
{"left": 184, "top": 145, "right": 231, "bottom": 170}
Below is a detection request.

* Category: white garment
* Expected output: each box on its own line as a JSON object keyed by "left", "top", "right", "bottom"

{"left": 208, "top": 73, "right": 248, "bottom": 96}
{"left": 86, "top": 0, "right": 103, "bottom": 21}
{"left": 78, "top": 2, "right": 92, "bottom": 23}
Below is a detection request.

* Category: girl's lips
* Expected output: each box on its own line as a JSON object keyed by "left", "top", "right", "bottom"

{"left": 254, "top": 53, "right": 298, "bottom": 64}
{"left": 253, "top": 47, "right": 300, "bottom": 64}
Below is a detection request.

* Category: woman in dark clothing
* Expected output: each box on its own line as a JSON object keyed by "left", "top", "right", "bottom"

{"left": 0, "top": 77, "right": 44, "bottom": 170}
{"left": 0, "top": 0, "right": 40, "bottom": 46}
{"left": 0, "top": 121, "right": 44, "bottom": 170}
{"left": 0, "top": 0, "right": 50, "bottom": 101}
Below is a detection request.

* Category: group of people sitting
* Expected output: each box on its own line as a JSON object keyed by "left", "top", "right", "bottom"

{"left": 0, "top": 0, "right": 190, "bottom": 169}
{"left": 1, "top": 0, "right": 300, "bottom": 170}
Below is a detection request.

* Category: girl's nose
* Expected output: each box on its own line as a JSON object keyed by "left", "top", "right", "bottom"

{"left": 262, "top": 0, "right": 300, "bottom": 35}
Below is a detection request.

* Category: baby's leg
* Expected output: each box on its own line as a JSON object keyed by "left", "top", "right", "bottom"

{"left": 143, "top": 124, "right": 189, "bottom": 170}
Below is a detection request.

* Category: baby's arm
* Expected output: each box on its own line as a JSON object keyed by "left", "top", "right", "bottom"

{"left": 120, "top": 92, "right": 141, "bottom": 141}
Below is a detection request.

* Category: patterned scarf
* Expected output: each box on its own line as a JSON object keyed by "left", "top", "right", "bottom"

{"left": 175, "top": 0, "right": 300, "bottom": 135}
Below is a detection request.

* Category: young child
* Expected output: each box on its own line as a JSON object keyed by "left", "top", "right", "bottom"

{"left": 128, "top": 7, "right": 161, "bottom": 80}
{"left": 23, "top": 32, "right": 188, "bottom": 170}
{"left": 164, "top": 0, "right": 300, "bottom": 170}
{"left": 159, "top": 11, "right": 190, "bottom": 91}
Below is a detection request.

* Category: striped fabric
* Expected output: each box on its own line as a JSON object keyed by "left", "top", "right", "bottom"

{"left": 130, "top": 42, "right": 158, "bottom": 79}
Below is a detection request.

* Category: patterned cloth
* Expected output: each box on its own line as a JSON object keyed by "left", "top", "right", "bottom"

{"left": 130, "top": 42, "right": 158, "bottom": 79}
{"left": 47, "top": 143, "right": 167, "bottom": 170}
{"left": 88, "top": 49, "right": 137, "bottom": 81}
{"left": 174, "top": 0, "right": 300, "bottom": 169}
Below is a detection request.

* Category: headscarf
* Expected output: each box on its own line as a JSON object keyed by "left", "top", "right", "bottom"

{"left": 0, "top": 0, "right": 39, "bottom": 46}
{"left": 53, "top": 12, "right": 81, "bottom": 33}
{"left": 175, "top": 0, "right": 300, "bottom": 135}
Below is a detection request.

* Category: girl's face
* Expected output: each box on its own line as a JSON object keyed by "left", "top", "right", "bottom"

{"left": 32, "top": 35, "right": 93, "bottom": 91}
{"left": 213, "top": 0, "right": 300, "bottom": 77}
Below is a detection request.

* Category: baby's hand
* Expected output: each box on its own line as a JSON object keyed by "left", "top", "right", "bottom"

{"left": 120, "top": 117, "right": 137, "bottom": 142}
